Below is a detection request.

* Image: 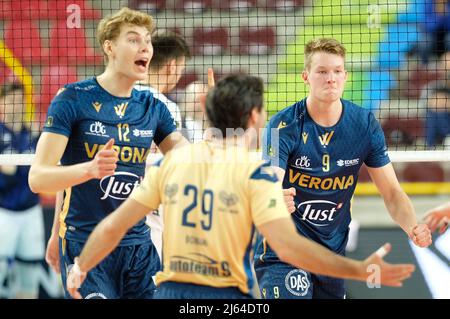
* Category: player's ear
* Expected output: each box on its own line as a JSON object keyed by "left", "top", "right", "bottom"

{"left": 103, "top": 40, "right": 114, "bottom": 60}
{"left": 168, "top": 59, "right": 177, "bottom": 75}
{"left": 302, "top": 70, "right": 309, "bottom": 84}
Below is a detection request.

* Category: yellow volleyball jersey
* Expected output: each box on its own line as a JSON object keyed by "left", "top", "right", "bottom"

{"left": 130, "top": 141, "right": 290, "bottom": 294}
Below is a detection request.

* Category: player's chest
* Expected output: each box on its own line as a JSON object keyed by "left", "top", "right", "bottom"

{"left": 288, "top": 126, "right": 368, "bottom": 176}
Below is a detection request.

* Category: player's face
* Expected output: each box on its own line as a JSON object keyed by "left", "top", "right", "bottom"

{"left": 167, "top": 57, "right": 186, "bottom": 92}
{"left": 303, "top": 52, "right": 347, "bottom": 103}
{"left": 110, "top": 25, "right": 153, "bottom": 81}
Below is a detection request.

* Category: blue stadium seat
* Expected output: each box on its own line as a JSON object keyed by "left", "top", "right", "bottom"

{"left": 377, "top": 24, "right": 419, "bottom": 70}
{"left": 362, "top": 71, "right": 396, "bottom": 110}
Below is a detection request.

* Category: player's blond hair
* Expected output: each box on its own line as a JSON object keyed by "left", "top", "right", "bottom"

{"left": 97, "top": 7, "right": 155, "bottom": 63}
{"left": 304, "top": 38, "right": 346, "bottom": 70}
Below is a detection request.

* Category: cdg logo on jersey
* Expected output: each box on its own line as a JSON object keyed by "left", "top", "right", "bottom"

{"left": 298, "top": 200, "right": 343, "bottom": 227}
{"left": 293, "top": 156, "right": 312, "bottom": 170}
{"left": 100, "top": 171, "right": 142, "bottom": 200}
{"left": 87, "top": 121, "right": 108, "bottom": 137}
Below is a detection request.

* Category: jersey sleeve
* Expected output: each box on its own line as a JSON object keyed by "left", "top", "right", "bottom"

{"left": 364, "top": 112, "right": 391, "bottom": 168}
{"left": 42, "top": 88, "right": 79, "bottom": 137}
{"left": 153, "top": 100, "right": 177, "bottom": 146}
{"left": 248, "top": 162, "right": 290, "bottom": 227}
{"left": 262, "top": 115, "right": 297, "bottom": 170}
{"left": 130, "top": 158, "right": 163, "bottom": 210}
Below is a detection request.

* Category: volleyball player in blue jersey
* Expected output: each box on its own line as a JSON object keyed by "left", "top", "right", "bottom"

{"left": 254, "top": 38, "right": 432, "bottom": 299}
{"left": 29, "top": 8, "right": 188, "bottom": 299}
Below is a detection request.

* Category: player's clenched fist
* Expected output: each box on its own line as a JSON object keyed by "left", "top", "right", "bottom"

{"left": 408, "top": 224, "right": 432, "bottom": 248}
{"left": 88, "top": 138, "right": 118, "bottom": 179}
{"left": 283, "top": 187, "right": 296, "bottom": 214}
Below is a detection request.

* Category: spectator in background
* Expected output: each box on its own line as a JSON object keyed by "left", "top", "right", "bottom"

{"left": 419, "top": 0, "right": 450, "bottom": 64}
{"left": 0, "top": 82, "right": 44, "bottom": 299}
{"left": 180, "top": 81, "right": 208, "bottom": 142}
{"left": 421, "top": 52, "right": 450, "bottom": 147}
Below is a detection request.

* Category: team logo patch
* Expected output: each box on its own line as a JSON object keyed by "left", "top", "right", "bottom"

{"left": 219, "top": 191, "right": 238, "bottom": 207}
{"left": 133, "top": 129, "right": 153, "bottom": 138}
{"left": 114, "top": 102, "right": 129, "bottom": 118}
{"left": 165, "top": 184, "right": 179, "bottom": 200}
{"left": 285, "top": 269, "right": 310, "bottom": 297}
{"left": 319, "top": 131, "right": 334, "bottom": 147}
{"left": 92, "top": 102, "right": 102, "bottom": 113}
{"left": 87, "top": 121, "right": 109, "bottom": 137}
{"left": 277, "top": 121, "right": 287, "bottom": 129}
{"left": 45, "top": 116, "right": 53, "bottom": 128}
{"left": 337, "top": 158, "right": 360, "bottom": 167}
{"left": 302, "top": 132, "right": 308, "bottom": 144}
{"left": 292, "top": 155, "right": 312, "bottom": 170}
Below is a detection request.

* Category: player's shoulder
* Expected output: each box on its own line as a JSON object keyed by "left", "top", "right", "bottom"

{"left": 51, "top": 78, "right": 98, "bottom": 103}
{"left": 269, "top": 99, "right": 306, "bottom": 130}
{"left": 249, "top": 160, "right": 279, "bottom": 183}
{"left": 133, "top": 85, "right": 174, "bottom": 111}
{"left": 341, "top": 99, "right": 376, "bottom": 126}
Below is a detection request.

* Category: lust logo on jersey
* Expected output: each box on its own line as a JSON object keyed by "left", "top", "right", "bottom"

{"left": 297, "top": 200, "right": 343, "bottom": 226}
{"left": 99, "top": 171, "right": 142, "bottom": 200}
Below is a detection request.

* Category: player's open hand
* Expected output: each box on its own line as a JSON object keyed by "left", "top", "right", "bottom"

{"left": 424, "top": 210, "right": 449, "bottom": 234}
{"left": 283, "top": 187, "right": 296, "bottom": 214}
{"left": 409, "top": 224, "right": 432, "bottom": 248}
{"left": 363, "top": 243, "right": 415, "bottom": 287}
{"left": 67, "top": 257, "right": 86, "bottom": 299}
{"left": 88, "top": 138, "right": 118, "bottom": 179}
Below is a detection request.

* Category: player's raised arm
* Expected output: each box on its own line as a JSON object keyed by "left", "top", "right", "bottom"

{"left": 258, "top": 218, "right": 414, "bottom": 286}
{"left": 29, "top": 135, "right": 118, "bottom": 193}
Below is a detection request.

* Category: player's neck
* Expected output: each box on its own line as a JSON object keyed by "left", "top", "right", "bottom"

{"left": 96, "top": 70, "right": 135, "bottom": 98}
{"left": 306, "top": 96, "right": 342, "bottom": 127}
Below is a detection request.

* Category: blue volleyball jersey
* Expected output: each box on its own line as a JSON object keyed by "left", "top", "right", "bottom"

{"left": 258, "top": 98, "right": 390, "bottom": 255}
{"left": 0, "top": 124, "right": 39, "bottom": 211}
{"left": 42, "top": 78, "right": 177, "bottom": 246}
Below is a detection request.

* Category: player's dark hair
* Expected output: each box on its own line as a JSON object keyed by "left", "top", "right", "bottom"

{"left": 0, "top": 82, "right": 24, "bottom": 98}
{"left": 206, "top": 74, "right": 264, "bottom": 136}
{"left": 149, "top": 30, "right": 191, "bottom": 70}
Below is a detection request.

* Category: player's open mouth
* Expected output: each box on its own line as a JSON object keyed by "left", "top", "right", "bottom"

{"left": 135, "top": 58, "right": 149, "bottom": 72}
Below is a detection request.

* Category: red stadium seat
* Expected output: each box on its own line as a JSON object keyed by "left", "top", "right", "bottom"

{"left": 37, "top": 65, "right": 78, "bottom": 121}
{"left": 235, "top": 26, "right": 276, "bottom": 55}
{"left": 216, "top": 0, "right": 257, "bottom": 12}
{"left": 381, "top": 117, "right": 424, "bottom": 146}
{"left": 49, "top": 20, "right": 103, "bottom": 65}
{"left": 174, "top": 72, "right": 199, "bottom": 90}
{"left": 176, "top": 0, "right": 212, "bottom": 14}
{"left": 129, "top": 0, "right": 167, "bottom": 14}
{"left": 399, "top": 68, "right": 443, "bottom": 99}
{"left": 402, "top": 162, "right": 445, "bottom": 182}
{"left": 4, "top": 19, "right": 49, "bottom": 65}
{"left": 192, "top": 27, "right": 229, "bottom": 55}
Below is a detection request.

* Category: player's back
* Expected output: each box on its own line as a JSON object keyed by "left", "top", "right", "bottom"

{"left": 153, "top": 141, "right": 281, "bottom": 295}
